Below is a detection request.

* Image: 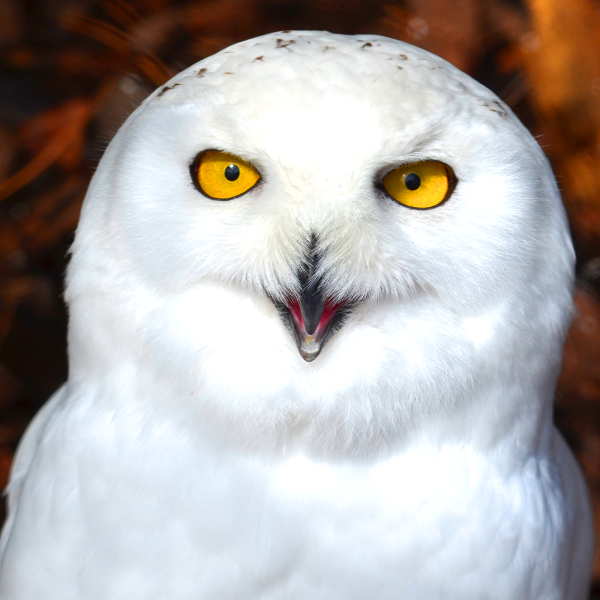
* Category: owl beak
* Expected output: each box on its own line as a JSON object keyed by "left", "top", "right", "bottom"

{"left": 287, "top": 297, "right": 344, "bottom": 362}
{"left": 281, "top": 240, "right": 346, "bottom": 362}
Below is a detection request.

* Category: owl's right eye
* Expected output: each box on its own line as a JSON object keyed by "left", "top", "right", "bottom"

{"left": 192, "top": 150, "right": 260, "bottom": 200}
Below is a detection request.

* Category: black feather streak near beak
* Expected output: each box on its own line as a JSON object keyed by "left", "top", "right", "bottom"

{"left": 298, "top": 238, "right": 324, "bottom": 335}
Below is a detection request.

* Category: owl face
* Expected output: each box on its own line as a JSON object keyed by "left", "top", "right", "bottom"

{"left": 67, "top": 32, "right": 574, "bottom": 454}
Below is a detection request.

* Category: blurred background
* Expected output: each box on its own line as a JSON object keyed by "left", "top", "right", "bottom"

{"left": 1, "top": 0, "right": 600, "bottom": 593}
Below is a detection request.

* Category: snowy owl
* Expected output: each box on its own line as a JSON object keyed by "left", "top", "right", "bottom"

{"left": 0, "top": 31, "right": 594, "bottom": 600}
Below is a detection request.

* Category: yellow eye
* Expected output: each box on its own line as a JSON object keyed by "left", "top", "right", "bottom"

{"left": 194, "top": 150, "right": 260, "bottom": 200}
{"left": 382, "top": 161, "right": 455, "bottom": 209}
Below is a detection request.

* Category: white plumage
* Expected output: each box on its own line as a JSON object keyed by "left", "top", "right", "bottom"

{"left": 0, "top": 31, "right": 593, "bottom": 599}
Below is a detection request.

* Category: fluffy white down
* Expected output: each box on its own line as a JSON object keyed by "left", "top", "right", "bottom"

{"left": 0, "top": 31, "right": 593, "bottom": 599}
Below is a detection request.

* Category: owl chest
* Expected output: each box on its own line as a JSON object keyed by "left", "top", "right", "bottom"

{"left": 15, "top": 417, "right": 564, "bottom": 600}
{"left": 67, "top": 443, "right": 562, "bottom": 599}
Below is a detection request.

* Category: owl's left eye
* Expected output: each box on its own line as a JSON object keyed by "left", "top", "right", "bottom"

{"left": 192, "top": 150, "right": 260, "bottom": 200}
{"left": 382, "top": 160, "right": 455, "bottom": 209}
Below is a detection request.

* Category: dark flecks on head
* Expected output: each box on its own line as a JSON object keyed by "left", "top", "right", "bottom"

{"left": 491, "top": 99, "right": 509, "bottom": 119}
{"left": 482, "top": 98, "right": 509, "bottom": 119}
{"left": 276, "top": 38, "right": 296, "bottom": 49}
{"left": 397, "top": 65, "right": 403, "bottom": 70}
{"left": 254, "top": 55, "right": 264, "bottom": 61}
{"left": 492, "top": 99, "right": 508, "bottom": 115}
{"left": 399, "top": 54, "right": 409, "bottom": 60}
{"left": 324, "top": 46, "right": 336, "bottom": 50}
{"left": 197, "top": 68, "right": 207, "bottom": 77}
{"left": 361, "top": 42, "right": 372, "bottom": 49}
{"left": 224, "top": 71, "right": 234, "bottom": 75}
{"left": 158, "top": 83, "right": 181, "bottom": 97}
{"left": 281, "top": 30, "right": 291, "bottom": 33}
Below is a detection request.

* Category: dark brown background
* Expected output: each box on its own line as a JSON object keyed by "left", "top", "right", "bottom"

{"left": 1, "top": 0, "right": 600, "bottom": 594}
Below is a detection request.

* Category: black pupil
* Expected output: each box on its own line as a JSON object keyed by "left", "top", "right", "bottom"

{"left": 404, "top": 173, "right": 421, "bottom": 191}
{"left": 225, "top": 164, "right": 240, "bottom": 181}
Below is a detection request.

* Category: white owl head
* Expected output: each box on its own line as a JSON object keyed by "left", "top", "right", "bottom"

{"left": 65, "top": 32, "right": 574, "bottom": 456}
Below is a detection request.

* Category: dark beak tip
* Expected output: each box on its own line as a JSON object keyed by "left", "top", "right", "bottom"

{"left": 299, "top": 298, "right": 325, "bottom": 336}
{"left": 302, "top": 320, "right": 319, "bottom": 337}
